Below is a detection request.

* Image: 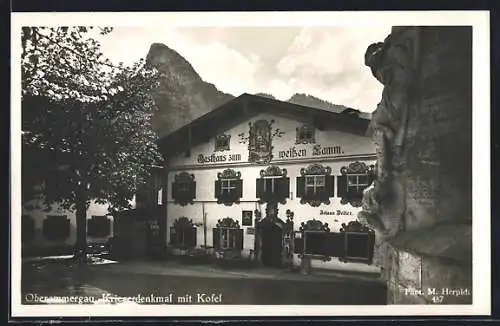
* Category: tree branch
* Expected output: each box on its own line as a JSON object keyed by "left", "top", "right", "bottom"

{"left": 32, "top": 28, "right": 136, "bottom": 73}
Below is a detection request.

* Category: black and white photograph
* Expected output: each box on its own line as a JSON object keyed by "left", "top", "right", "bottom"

{"left": 10, "top": 11, "right": 490, "bottom": 317}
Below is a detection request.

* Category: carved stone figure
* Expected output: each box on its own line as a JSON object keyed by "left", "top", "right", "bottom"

{"left": 359, "top": 28, "right": 421, "bottom": 235}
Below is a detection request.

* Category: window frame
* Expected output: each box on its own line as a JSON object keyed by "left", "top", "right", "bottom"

{"left": 220, "top": 178, "right": 238, "bottom": 195}
{"left": 263, "top": 176, "right": 282, "bottom": 194}
{"left": 296, "top": 123, "right": 315, "bottom": 144}
{"left": 304, "top": 174, "right": 326, "bottom": 195}
{"left": 177, "top": 181, "right": 192, "bottom": 194}
{"left": 214, "top": 134, "right": 231, "bottom": 152}
{"left": 346, "top": 174, "right": 370, "bottom": 195}
{"left": 218, "top": 227, "right": 238, "bottom": 250}
{"left": 172, "top": 172, "right": 196, "bottom": 206}
{"left": 338, "top": 162, "right": 375, "bottom": 208}
{"left": 170, "top": 217, "right": 197, "bottom": 249}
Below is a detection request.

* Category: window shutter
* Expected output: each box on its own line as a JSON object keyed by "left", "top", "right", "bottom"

{"left": 326, "top": 175, "right": 335, "bottom": 198}
{"left": 337, "top": 175, "right": 347, "bottom": 197}
{"left": 256, "top": 178, "right": 264, "bottom": 198}
{"left": 171, "top": 182, "right": 177, "bottom": 199}
{"left": 236, "top": 228, "right": 244, "bottom": 250}
{"left": 214, "top": 180, "right": 221, "bottom": 199}
{"left": 191, "top": 181, "right": 196, "bottom": 199}
{"left": 213, "top": 228, "right": 220, "bottom": 249}
{"left": 234, "top": 179, "right": 243, "bottom": 199}
{"left": 296, "top": 176, "right": 305, "bottom": 198}
{"left": 281, "top": 177, "right": 290, "bottom": 198}
{"left": 169, "top": 227, "right": 176, "bottom": 245}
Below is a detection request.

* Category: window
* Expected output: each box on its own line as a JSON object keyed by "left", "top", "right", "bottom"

{"left": 257, "top": 176, "right": 290, "bottom": 202}
{"left": 220, "top": 179, "right": 236, "bottom": 195}
{"left": 172, "top": 172, "right": 196, "bottom": 206}
{"left": 256, "top": 166, "right": 290, "bottom": 203}
{"left": 87, "top": 215, "right": 111, "bottom": 238}
{"left": 170, "top": 227, "right": 196, "bottom": 248}
{"left": 347, "top": 174, "right": 370, "bottom": 195}
{"left": 264, "top": 177, "right": 278, "bottom": 193}
{"left": 170, "top": 217, "right": 197, "bottom": 248}
{"left": 215, "top": 169, "right": 243, "bottom": 205}
{"left": 305, "top": 175, "right": 326, "bottom": 195}
{"left": 215, "top": 134, "right": 231, "bottom": 152}
{"left": 296, "top": 164, "right": 334, "bottom": 206}
{"left": 296, "top": 124, "right": 315, "bottom": 144}
{"left": 219, "top": 228, "right": 238, "bottom": 249}
{"left": 213, "top": 217, "right": 243, "bottom": 251}
{"left": 43, "top": 215, "right": 70, "bottom": 241}
{"left": 337, "top": 161, "right": 375, "bottom": 207}
{"left": 177, "top": 181, "right": 191, "bottom": 193}
{"left": 137, "top": 170, "right": 164, "bottom": 206}
{"left": 338, "top": 221, "right": 376, "bottom": 265}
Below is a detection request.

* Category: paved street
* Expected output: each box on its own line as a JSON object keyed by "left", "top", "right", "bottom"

{"left": 21, "top": 257, "right": 387, "bottom": 305}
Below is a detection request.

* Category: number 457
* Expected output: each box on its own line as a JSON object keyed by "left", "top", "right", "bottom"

{"left": 432, "top": 296, "right": 445, "bottom": 304}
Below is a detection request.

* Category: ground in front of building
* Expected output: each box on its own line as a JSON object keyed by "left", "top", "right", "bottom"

{"left": 20, "top": 256, "right": 387, "bottom": 305}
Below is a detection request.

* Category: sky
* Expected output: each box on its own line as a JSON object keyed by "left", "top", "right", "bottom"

{"left": 96, "top": 26, "right": 391, "bottom": 113}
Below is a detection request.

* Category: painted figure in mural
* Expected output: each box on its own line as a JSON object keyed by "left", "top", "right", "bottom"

{"left": 248, "top": 120, "right": 273, "bottom": 164}
{"left": 359, "top": 28, "right": 421, "bottom": 235}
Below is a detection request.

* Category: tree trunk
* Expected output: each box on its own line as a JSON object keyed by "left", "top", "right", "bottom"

{"left": 74, "top": 191, "right": 88, "bottom": 264}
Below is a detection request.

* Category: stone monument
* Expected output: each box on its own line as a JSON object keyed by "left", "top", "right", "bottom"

{"left": 359, "top": 26, "right": 473, "bottom": 304}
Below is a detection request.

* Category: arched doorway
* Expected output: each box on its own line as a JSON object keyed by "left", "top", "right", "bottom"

{"left": 260, "top": 218, "right": 283, "bottom": 268}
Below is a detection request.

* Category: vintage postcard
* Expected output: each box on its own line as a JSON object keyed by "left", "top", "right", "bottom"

{"left": 10, "top": 11, "right": 490, "bottom": 318}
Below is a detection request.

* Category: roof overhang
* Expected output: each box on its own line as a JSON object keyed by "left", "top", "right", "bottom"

{"left": 158, "top": 93, "right": 371, "bottom": 158}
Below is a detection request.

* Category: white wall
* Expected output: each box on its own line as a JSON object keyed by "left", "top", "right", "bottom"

{"left": 22, "top": 198, "right": 114, "bottom": 248}
{"left": 169, "top": 112, "right": 375, "bottom": 169}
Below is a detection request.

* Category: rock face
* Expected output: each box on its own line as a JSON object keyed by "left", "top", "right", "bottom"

{"left": 146, "top": 43, "right": 235, "bottom": 138}
{"left": 360, "top": 26, "right": 473, "bottom": 304}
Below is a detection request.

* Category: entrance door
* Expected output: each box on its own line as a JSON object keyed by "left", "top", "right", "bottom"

{"left": 261, "top": 222, "right": 283, "bottom": 268}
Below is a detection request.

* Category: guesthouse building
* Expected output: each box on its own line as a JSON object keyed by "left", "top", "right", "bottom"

{"left": 159, "top": 93, "right": 379, "bottom": 272}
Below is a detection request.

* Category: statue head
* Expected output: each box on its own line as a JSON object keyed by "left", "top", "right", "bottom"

{"left": 364, "top": 42, "right": 385, "bottom": 69}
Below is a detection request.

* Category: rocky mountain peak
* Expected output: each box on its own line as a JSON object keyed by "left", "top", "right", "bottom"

{"left": 146, "top": 43, "right": 234, "bottom": 138}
